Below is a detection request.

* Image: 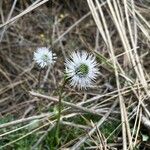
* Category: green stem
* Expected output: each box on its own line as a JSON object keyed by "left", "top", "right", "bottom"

{"left": 55, "top": 79, "right": 67, "bottom": 145}
{"left": 37, "top": 68, "right": 42, "bottom": 88}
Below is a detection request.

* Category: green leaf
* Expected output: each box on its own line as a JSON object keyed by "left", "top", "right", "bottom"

{"left": 141, "top": 134, "right": 149, "bottom": 142}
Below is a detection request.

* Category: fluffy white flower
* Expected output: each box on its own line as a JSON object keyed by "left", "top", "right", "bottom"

{"left": 33, "top": 47, "right": 56, "bottom": 68}
{"left": 65, "top": 51, "right": 99, "bottom": 89}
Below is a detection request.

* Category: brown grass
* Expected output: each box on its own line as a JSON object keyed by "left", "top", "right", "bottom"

{"left": 0, "top": 0, "right": 150, "bottom": 149}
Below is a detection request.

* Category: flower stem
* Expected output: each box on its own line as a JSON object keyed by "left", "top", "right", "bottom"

{"left": 37, "top": 68, "right": 42, "bottom": 88}
{"left": 55, "top": 79, "right": 67, "bottom": 145}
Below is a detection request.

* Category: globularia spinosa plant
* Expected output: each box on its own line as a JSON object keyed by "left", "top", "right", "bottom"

{"left": 33, "top": 48, "right": 99, "bottom": 143}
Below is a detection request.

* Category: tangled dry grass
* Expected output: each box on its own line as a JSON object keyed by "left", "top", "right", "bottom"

{"left": 0, "top": 0, "right": 150, "bottom": 149}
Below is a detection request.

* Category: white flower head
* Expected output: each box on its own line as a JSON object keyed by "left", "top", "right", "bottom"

{"left": 65, "top": 51, "right": 99, "bottom": 89}
{"left": 33, "top": 47, "right": 56, "bottom": 68}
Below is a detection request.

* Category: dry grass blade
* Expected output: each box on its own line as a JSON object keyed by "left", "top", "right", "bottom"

{"left": 87, "top": 0, "right": 131, "bottom": 149}
{"left": 70, "top": 99, "right": 118, "bottom": 150}
{"left": 0, "top": 0, "right": 49, "bottom": 28}
{"left": 30, "top": 91, "right": 104, "bottom": 117}
{"left": 86, "top": 0, "right": 150, "bottom": 149}
{"left": 0, "top": 113, "right": 51, "bottom": 129}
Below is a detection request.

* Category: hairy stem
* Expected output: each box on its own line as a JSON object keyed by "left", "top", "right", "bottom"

{"left": 55, "top": 79, "right": 67, "bottom": 145}
{"left": 37, "top": 68, "right": 43, "bottom": 88}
